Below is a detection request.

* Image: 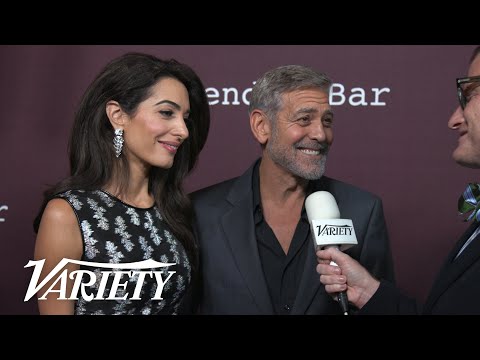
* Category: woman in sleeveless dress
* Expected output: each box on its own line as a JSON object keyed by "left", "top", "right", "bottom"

{"left": 32, "top": 52, "right": 210, "bottom": 315}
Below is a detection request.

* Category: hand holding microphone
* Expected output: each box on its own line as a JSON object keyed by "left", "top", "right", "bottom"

{"left": 305, "top": 191, "right": 358, "bottom": 315}
{"left": 316, "top": 247, "right": 381, "bottom": 310}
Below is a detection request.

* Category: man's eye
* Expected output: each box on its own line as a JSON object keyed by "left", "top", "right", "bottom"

{"left": 323, "top": 118, "right": 333, "bottom": 126}
{"left": 466, "top": 83, "right": 480, "bottom": 100}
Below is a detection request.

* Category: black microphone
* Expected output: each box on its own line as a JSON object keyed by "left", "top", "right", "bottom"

{"left": 305, "top": 191, "right": 358, "bottom": 315}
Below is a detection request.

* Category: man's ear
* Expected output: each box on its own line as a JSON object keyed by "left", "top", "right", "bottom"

{"left": 250, "top": 110, "right": 271, "bottom": 145}
{"left": 106, "top": 100, "right": 126, "bottom": 129}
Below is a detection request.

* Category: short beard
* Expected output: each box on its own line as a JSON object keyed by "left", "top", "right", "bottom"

{"left": 269, "top": 150, "right": 328, "bottom": 180}
{"left": 266, "top": 128, "right": 329, "bottom": 180}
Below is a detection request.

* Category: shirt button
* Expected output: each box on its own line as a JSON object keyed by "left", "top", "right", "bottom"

{"left": 284, "top": 304, "right": 291, "bottom": 311}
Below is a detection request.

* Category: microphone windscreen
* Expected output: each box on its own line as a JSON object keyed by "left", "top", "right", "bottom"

{"left": 305, "top": 191, "right": 340, "bottom": 221}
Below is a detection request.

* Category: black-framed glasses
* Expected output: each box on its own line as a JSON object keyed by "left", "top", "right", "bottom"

{"left": 457, "top": 75, "right": 480, "bottom": 109}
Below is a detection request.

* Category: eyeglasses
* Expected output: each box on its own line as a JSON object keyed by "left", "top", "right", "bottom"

{"left": 457, "top": 75, "right": 480, "bottom": 109}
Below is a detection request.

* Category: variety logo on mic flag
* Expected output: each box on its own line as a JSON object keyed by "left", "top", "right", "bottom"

{"left": 310, "top": 219, "right": 357, "bottom": 250}
{"left": 24, "top": 258, "right": 176, "bottom": 302}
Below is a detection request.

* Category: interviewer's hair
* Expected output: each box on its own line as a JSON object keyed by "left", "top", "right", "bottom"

{"left": 470, "top": 46, "right": 480, "bottom": 64}
{"left": 33, "top": 52, "right": 210, "bottom": 271}
{"left": 248, "top": 64, "right": 332, "bottom": 120}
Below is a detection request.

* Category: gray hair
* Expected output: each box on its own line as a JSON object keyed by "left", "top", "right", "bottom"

{"left": 248, "top": 65, "right": 332, "bottom": 120}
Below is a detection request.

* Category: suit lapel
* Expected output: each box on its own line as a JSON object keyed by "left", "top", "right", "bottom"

{"left": 221, "top": 162, "right": 274, "bottom": 314}
{"left": 290, "top": 242, "right": 321, "bottom": 314}
{"left": 445, "top": 222, "right": 478, "bottom": 264}
{"left": 424, "top": 222, "right": 480, "bottom": 312}
{"left": 291, "top": 178, "right": 330, "bottom": 314}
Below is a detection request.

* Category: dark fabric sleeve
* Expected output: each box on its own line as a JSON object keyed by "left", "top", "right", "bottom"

{"left": 359, "top": 198, "right": 396, "bottom": 283}
{"left": 358, "top": 280, "right": 421, "bottom": 315}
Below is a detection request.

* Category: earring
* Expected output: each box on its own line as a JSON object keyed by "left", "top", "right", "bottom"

{"left": 113, "top": 129, "right": 124, "bottom": 158}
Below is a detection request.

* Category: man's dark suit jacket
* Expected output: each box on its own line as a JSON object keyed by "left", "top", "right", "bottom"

{"left": 361, "top": 222, "right": 480, "bottom": 314}
{"left": 190, "top": 161, "right": 395, "bottom": 314}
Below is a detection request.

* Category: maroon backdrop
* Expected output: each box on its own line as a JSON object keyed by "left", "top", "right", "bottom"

{"left": 0, "top": 45, "right": 475, "bottom": 314}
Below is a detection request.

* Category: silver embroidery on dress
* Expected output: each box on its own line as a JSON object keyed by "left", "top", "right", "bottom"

{"left": 105, "top": 241, "right": 125, "bottom": 263}
{"left": 126, "top": 207, "right": 140, "bottom": 226}
{"left": 81, "top": 220, "right": 99, "bottom": 259}
{"left": 154, "top": 208, "right": 163, "bottom": 221}
{"left": 56, "top": 189, "right": 190, "bottom": 315}
{"left": 95, "top": 190, "right": 115, "bottom": 208}
{"left": 138, "top": 236, "right": 153, "bottom": 260}
{"left": 115, "top": 216, "right": 134, "bottom": 252}
{"left": 144, "top": 212, "right": 162, "bottom": 245}
{"left": 87, "top": 197, "right": 109, "bottom": 230}
{"left": 65, "top": 190, "right": 83, "bottom": 210}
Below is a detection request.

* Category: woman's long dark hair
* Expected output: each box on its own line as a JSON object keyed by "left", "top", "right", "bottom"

{"left": 33, "top": 52, "right": 210, "bottom": 273}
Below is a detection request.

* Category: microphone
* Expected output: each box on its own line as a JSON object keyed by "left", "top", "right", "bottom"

{"left": 305, "top": 191, "right": 358, "bottom": 315}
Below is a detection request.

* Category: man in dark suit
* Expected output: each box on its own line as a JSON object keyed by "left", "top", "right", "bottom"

{"left": 190, "top": 65, "right": 395, "bottom": 314}
{"left": 316, "top": 46, "right": 480, "bottom": 314}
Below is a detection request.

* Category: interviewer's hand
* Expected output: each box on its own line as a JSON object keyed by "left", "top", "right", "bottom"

{"left": 316, "top": 248, "right": 380, "bottom": 309}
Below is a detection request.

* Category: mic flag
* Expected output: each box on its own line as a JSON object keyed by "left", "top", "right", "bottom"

{"left": 305, "top": 191, "right": 357, "bottom": 251}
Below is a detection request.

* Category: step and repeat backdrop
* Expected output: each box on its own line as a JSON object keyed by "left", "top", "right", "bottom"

{"left": 0, "top": 45, "right": 475, "bottom": 314}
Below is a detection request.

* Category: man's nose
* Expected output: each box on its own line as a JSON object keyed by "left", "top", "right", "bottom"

{"left": 309, "top": 120, "right": 327, "bottom": 142}
{"left": 448, "top": 106, "right": 464, "bottom": 130}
